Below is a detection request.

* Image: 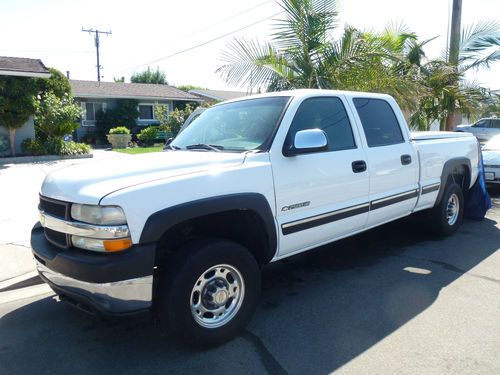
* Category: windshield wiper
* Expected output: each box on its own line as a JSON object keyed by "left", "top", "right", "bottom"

{"left": 164, "top": 144, "right": 181, "bottom": 150}
{"left": 186, "top": 144, "right": 224, "bottom": 152}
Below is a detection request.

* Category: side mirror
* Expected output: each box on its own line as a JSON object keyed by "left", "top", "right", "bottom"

{"left": 285, "top": 129, "right": 328, "bottom": 156}
{"left": 165, "top": 137, "right": 173, "bottom": 145}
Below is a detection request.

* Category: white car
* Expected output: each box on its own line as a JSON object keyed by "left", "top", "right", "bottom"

{"left": 483, "top": 134, "right": 500, "bottom": 184}
{"left": 456, "top": 118, "right": 500, "bottom": 142}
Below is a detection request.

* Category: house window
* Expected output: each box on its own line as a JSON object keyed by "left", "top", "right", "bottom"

{"left": 139, "top": 104, "right": 154, "bottom": 120}
{"left": 82, "top": 102, "right": 106, "bottom": 125}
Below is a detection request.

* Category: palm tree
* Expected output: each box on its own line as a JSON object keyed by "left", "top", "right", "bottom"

{"left": 217, "top": 0, "right": 426, "bottom": 110}
{"left": 410, "top": 21, "right": 500, "bottom": 130}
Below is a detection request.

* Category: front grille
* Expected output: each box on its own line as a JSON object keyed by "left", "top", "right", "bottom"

{"left": 39, "top": 195, "right": 70, "bottom": 219}
{"left": 39, "top": 195, "right": 71, "bottom": 249}
{"left": 44, "top": 227, "right": 70, "bottom": 248}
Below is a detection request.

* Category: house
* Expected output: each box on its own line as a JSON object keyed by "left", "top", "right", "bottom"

{"left": 188, "top": 89, "right": 248, "bottom": 104}
{"left": 0, "top": 56, "right": 51, "bottom": 156}
{"left": 70, "top": 80, "right": 203, "bottom": 141}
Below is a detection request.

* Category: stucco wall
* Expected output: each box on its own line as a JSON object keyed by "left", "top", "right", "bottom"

{"left": 0, "top": 116, "right": 35, "bottom": 155}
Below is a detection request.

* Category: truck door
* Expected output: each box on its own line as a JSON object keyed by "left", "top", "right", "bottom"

{"left": 270, "top": 95, "right": 370, "bottom": 257}
{"left": 350, "top": 97, "right": 419, "bottom": 228}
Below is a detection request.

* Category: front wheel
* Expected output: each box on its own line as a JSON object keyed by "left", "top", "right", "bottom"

{"left": 427, "top": 182, "right": 464, "bottom": 236}
{"left": 157, "top": 239, "right": 261, "bottom": 347}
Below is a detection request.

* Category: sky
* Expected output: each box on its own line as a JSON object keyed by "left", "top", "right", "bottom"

{"left": 1, "top": 0, "right": 499, "bottom": 91}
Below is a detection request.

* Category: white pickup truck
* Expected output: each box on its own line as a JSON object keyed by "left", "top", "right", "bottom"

{"left": 32, "top": 89, "right": 480, "bottom": 346}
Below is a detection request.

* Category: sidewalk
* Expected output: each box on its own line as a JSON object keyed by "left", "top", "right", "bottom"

{"left": 0, "top": 150, "right": 130, "bottom": 282}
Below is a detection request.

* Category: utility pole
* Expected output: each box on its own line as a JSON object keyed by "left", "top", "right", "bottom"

{"left": 82, "top": 28, "right": 112, "bottom": 83}
{"left": 445, "top": 0, "right": 462, "bottom": 131}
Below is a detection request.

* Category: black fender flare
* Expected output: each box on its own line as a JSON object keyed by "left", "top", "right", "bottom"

{"left": 435, "top": 157, "right": 472, "bottom": 204}
{"left": 139, "top": 193, "right": 277, "bottom": 262}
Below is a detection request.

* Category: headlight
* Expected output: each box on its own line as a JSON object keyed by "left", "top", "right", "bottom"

{"left": 71, "top": 204, "right": 126, "bottom": 225}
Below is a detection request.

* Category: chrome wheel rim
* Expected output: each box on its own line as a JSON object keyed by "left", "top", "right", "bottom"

{"left": 190, "top": 264, "right": 244, "bottom": 328}
{"left": 446, "top": 193, "right": 459, "bottom": 226}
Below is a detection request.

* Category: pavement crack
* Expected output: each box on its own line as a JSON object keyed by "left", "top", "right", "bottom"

{"left": 3, "top": 242, "right": 31, "bottom": 249}
{"left": 424, "top": 259, "right": 500, "bottom": 284}
{"left": 390, "top": 253, "right": 500, "bottom": 284}
{"left": 242, "top": 330, "right": 288, "bottom": 375}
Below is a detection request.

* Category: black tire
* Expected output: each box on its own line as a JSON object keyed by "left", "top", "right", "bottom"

{"left": 157, "top": 238, "right": 261, "bottom": 347}
{"left": 427, "top": 182, "right": 464, "bottom": 236}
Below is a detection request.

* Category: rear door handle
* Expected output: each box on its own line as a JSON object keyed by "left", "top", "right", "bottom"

{"left": 352, "top": 160, "right": 367, "bottom": 173}
{"left": 401, "top": 154, "right": 412, "bottom": 165}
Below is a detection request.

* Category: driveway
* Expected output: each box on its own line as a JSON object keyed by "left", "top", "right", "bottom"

{"left": 0, "top": 155, "right": 499, "bottom": 374}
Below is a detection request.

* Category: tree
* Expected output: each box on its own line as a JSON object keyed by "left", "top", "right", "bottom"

{"left": 0, "top": 76, "right": 39, "bottom": 155}
{"left": 216, "top": 0, "right": 423, "bottom": 110}
{"left": 154, "top": 104, "right": 194, "bottom": 136}
{"left": 113, "top": 76, "right": 125, "bottom": 83}
{"left": 176, "top": 84, "right": 206, "bottom": 92}
{"left": 130, "top": 67, "right": 168, "bottom": 84}
{"left": 410, "top": 21, "right": 500, "bottom": 130}
{"left": 36, "top": 68, "right": 72, "bottom": 98}
{"left": 95, "top": 99, "right": 139, "bottom": 140}
{"left": 35, "top": 93, "right": 81, "bottom": 139}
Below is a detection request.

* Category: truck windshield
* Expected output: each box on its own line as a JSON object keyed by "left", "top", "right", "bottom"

{"left": 171, "top": 96, "right": 290, "bottom": 152}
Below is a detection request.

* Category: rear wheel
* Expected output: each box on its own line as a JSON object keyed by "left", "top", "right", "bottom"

{"left": 157, "top": 239, "right": 261, "bottom": 347}
{"left": 427, "top": 182, "right": 464, "bottom": 236}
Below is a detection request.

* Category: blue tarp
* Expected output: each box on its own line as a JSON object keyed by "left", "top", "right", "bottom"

{"left": 464, "top": 153, "right": 492, "bottom": 220}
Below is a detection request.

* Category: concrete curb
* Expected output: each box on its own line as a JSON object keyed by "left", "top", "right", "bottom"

{"left": 0, "top": 153, "right": 93, "bottom": 165}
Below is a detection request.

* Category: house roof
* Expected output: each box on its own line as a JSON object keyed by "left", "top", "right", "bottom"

{"left": 189, "top": 89, "right": 248, "bottom": 101}
{"left": 0, "top": 56, "right": 51, "bottom": 78}
{"left": 70, "top": 80, "right": 203, "bottom": 102}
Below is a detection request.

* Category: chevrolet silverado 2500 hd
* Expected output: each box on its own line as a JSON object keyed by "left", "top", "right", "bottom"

{"left": 32, "top": 90, "right": 480, "bottom": 345}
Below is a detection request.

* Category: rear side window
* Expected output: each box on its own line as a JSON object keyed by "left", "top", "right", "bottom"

{"left": 287, "top": 97, "right": 356, "bottom": 152}
{"left": 490, "top": 119, "right": 500, "bottom": 129}
{"left": 353, "top": 98, "right": 404, "bottom": 147}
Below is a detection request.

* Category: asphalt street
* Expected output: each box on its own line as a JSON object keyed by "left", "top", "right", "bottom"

{"left": 0, "top": 156, "right": 499, "bottom": 375}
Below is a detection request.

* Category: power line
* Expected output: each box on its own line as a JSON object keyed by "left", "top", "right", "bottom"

{"left": 181, "top": 0, "right": 273, "bottom": 40}
{"left": 82, "top": 28, "right": 112, "bottom": 83}
{"left": 119, "top": 11, "right": 283, "bottom": 74}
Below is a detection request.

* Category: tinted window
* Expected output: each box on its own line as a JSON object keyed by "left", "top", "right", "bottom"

{"left": 353, "top": 98, "right": 404, "bottom": 147}
{"left": 490, "top": 119, "right": 500, "bottom": 129}
{"left": 287, "top": 97, "right": 356, "bottom": 152}
{"left": 474, "top": 119, "right": 488, "bottom": 128}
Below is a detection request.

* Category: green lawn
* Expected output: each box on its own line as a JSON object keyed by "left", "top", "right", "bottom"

{"left": 113, "top": 145, "right": 164, "bottom": 154}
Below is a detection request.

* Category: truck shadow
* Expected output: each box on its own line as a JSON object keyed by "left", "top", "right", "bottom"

{"left": 0, "top": 214, "right": 498, "bottom": 374}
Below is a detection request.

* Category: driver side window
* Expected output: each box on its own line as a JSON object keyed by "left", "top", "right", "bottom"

{"left": 475, "top": 120, "right": 489, "bottom": 128}
{"left": 286, "top": 97, "right": 356, "bottom": 152}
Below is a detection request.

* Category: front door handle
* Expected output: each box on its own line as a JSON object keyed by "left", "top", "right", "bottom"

{"left": 352, "top": 160, "right": 367, "bottom": 173}
{"left": 401, "top": 154, "right": 412, "bottom": 165}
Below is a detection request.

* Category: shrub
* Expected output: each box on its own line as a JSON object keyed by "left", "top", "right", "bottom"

{"left": 21, "top": 138, "right": 46, "bottom": 156}
{"left": 95, "top": 99, "right": 138, "bottom": 141}
{"left": 109, "top": 126, "right": 131, "bottom": 135}
{"left": 34, "top": 92, "right": 81, "bottom": 139}
{"left": 45, "top": 138, "right": 91, "bottom": 155}
{"left": 137, "top": 126, "right": 159, "bottom": 146}
{"left": 21, "top": 137, "right": 91, "bottom": 156}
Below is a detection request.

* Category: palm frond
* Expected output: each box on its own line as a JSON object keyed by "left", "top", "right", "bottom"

{"left": 216, "top": 38, "right": 296, "bottom": 90}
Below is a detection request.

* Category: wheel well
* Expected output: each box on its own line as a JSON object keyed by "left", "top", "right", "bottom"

{"left": 154, "top": 210, "right": 274, "bottom": 267}
{"left": 447, "top": 164, "right": 470, "bottom": 195}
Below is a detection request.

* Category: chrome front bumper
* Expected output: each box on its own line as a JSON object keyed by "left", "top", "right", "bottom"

{"left": 36, "top": 262, "right": 153, "bottom": 315}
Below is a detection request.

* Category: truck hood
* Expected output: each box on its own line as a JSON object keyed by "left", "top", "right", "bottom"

{"left": 41, "top": 151, "right": 246, "bottom": 204}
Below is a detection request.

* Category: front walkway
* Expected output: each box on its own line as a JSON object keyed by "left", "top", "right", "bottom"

{"left": 0, "top": 150, "right": 130, "bottom": 282}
